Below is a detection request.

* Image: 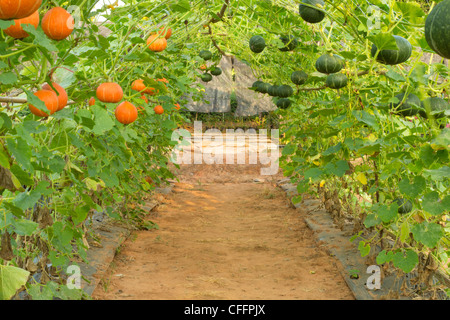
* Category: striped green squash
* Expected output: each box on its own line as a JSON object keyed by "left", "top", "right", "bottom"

{"left": 425, "top": 0, "right": 450, "bottom": 59}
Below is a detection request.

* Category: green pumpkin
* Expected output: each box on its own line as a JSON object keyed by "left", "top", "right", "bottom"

{"left": 390, "top": 92, "right": 421, "bottom": 117}
{"left": 393, "top": 198, "right": 413, "bottom": 214}
{"left": 210, "top": 67, "right": 222, "bottom": 76}
{"left": 249, "top": 35, "right": 266, "bottom": 53}
{"left": 371, "top": 35, "right": 412, "bottom": 65}
{"left": 299, "top": 0, "right": 325, "bottom": 24}
{"left": 251, "top": 80, "right": 264, "bottom": 92}
{"left": 315, "top": 53, "right": 343, "bottom": 74}
{"left": 277, "top": 98, "right": 292, "bottom": 109}
{"left": 258, "top": 82, "right": 271, "bottom": 94}
{"left": 425, "top": 0, "right": 450, "bottom": 59}
{"left": 277, "top": 85, "right": 294, "bottom": 98}
{"left": 279, "top": 35, "right": 298, "bottom": 52}
{"left": 419, "top": 97, "right": 449, "bottom": 119}
{"left": 199, "top": 50, "right": 212, "bottom": 60}
{"left": 291, "top": 71, "right": 308, "bottom": 85}
{"left": 201, "top": 73, "right": 213, "bottom": 82}
{"left": 325, "top": 73, "right": 348, "bottom": 89}
{"left": 268, "top": 85, "right": 280, "bottom": 97}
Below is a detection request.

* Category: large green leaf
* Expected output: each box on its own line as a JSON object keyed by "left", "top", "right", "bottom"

{"left": 0, "top": 265, "right": 30, "bottom": 300}
{"left": 411, "top": 222, "right": 444, "bottom": 248}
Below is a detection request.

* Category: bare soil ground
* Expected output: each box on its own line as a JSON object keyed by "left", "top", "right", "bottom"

{"left": 92, "top": 159, "right": 354, "bottom": 300}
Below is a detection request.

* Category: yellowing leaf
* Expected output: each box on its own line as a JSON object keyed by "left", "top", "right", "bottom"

{"left": 319, "top": 180, "right": 325, "bottom": 187}
{"left": 356, "top": 172, "right": 367, "bottom": 185}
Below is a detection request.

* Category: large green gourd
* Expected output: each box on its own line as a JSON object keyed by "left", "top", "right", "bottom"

{"left": 393, "top": 198, "right": 413, "bottom": 214}
{"left": 279, "top": 35, "right": 298, "bottom": 52}
{"left": 390, "top": 92, "right": 421, "bottom": 117}
{"left": 291, "top": 71, "right": 308, "bottom": 85}
{"left": 201, "top": 73, "right": 213, "bottom": 82}
{"left": 249, "top": 35, "right": 266, "bottom": 53}
{"left": 277, "top": 85, "right": 294, "bottom": 98}
{"left": 325, "top": 73, "right": 348, "bottom": 89}
{"left": 199, "top": 50, "right": 212, "bottom": 60}
{"left": 370, "top": 35, "right": 412, "bottom": 65}
{"left": 277, "top": 98, "right": 292, "bottom": 109}
{"left": 425, "top": 0, "right": 450, "bottom": 59}
{"left": 315, "top": 54, "right": 343, "bottom": 74}
{"left": 299, "top": 0, "right": 325, "bottom": 24}
{"left": 210, "top": 67, "right": 222, "bottom": 76}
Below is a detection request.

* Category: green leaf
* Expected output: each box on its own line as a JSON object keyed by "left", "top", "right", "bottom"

{"left": 411, "top": 222, "right": 444, "bottom": 248}
{"left": 92, "top": 105, "right": 115, "bottom": 135}
{"left": 0, "top": 72, "right": 18, "bottom": 85}
{"left": 358, "top": 241, "right": 370, "bottom": 257}
{"left": 303, "top": 167, "right": 323, "bottom": 182}
{"left": 423, "top": 166, "right": 450, "bottom": 181}
{"left": 392, "top": 249, "right": 418, "bottom": 273}
{"left": 400, "top": 222, "right": 410, "bottom": 243}
{"left": 352, "top": 110, "right": 379, "bottom": 130}
{"left": 281, "top": 143, "right": 296, "bottom": 156}
{"left": 399, "top": 176, "right": 426, "bottom": 198}
{"left": 322, "top": 143, "right": 342, "bottom": 156}
{"left": 13, "top": 219, "right": 38, "bottom": 236}
{"left": 13, "top": 191, "right": 41, "bottom": 212}
{"left": 364, "top": 213, "right": 381, "bottom": 228}
{"left": 0, "top": 20, "right": 14, "bottom": 29}
{"left": 368, "top": 32, "right": 398, "bottom": 51}
{"left": 6, "top": 138, "right": 32, "bottom": 171}
{"left": 385, "top": 70, "right": 406, "bottom": 82}
{"left": 324, "top": 160, "right": 349, "bottom": 177}
{"left": 422, "top": 191, "right": 449, "bottom": 216}
{"left": 376, "top": 203, "right": 398, "bottom": 223}
{"left": 376, "top": 250, "right": 394, "bottom": 264}
{"left": 0, "top": 265, "right": 30, "bottom": 300}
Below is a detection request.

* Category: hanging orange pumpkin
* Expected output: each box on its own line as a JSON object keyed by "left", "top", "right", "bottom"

{"left": 147, "top": 34, "right": 167, "bottom": 52}
{"left": 96, "top": 82, "right": 123, "bottom": 103}
{"left": 115, "top": 101, "right": 138, "bottom": 125}
{"left": 4, "top": 10, "right": 39, "bottom": 39}
{"left": 158, "top": 26, "right": 172, "bottom": 39}
{"left": 42, "top": 82, "right": 68, "bottom": 111}
{"left": 28, "top": 90, "right": 59, "bottom": 117}
{"left": 41, "top": 7, "right": 74, "bottom": 41}
{"left": 154, "top": 105, "right": 164, "bottom": 115}
{"left": 0, "top": 0, "right": 42, "bottom": 20}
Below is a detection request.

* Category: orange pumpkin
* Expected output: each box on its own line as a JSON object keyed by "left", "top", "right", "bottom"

{"left": 28, "top": 90, "right": 59, "bottom": 117}
{"left": 200, "top": 64, "right": 207, "bottom": 70}
{"left": 154, "top": 105, "right": 164, "bottom": 115}
{"left": 140, "top": 95, "right": 148, "bottom": 104}
{"left": 4, "top": 10, "right": 39, "bottom": 39}
{"left": 42, "top": 82, "right": 67, "bottom": 111}
{"left": 0, "top": 0, "right": 42, "bottom": 20}
{"left": 147, "top": 34, "right": 167, "bottom": 52}
{"left": 115, "top": 101, "right": 138, "bottom": 124}
{"left": 96, "top": 82, "right": 123, "bottom": 103}
{"left": 41, "top": 7, "right": 74, "bottom": 41}
{"left": 88, "top": 97, "right": 96, "bottom": 106}
{"left": 158, "top": 26, "right": 172, "bottom": 39}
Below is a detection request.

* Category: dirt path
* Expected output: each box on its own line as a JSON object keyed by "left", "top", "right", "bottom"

{"left": 92, "top": 161, "right": 354, "bottom": 300}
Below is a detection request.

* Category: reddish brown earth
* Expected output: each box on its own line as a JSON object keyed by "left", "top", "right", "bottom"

{"left": 92, "top": 161, "right": 354, "bottom": 300}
